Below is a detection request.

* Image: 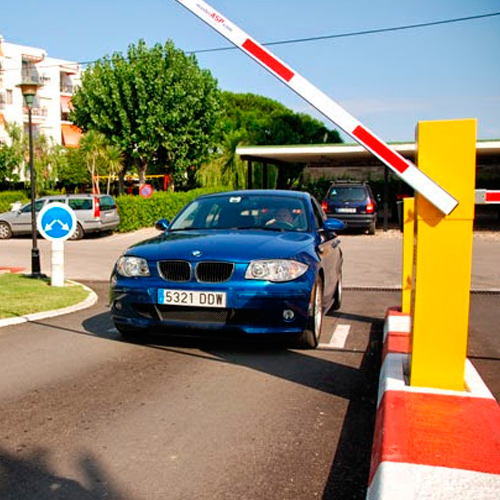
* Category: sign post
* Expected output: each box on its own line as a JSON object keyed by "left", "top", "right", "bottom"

{"left": 37, "top": 202, "right": 77, "bottom": 287}
{"left": 173, "top": 0, "right": 458, "bottom": 215}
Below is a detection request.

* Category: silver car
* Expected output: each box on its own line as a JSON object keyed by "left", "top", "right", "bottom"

{"left": 0, "top": 194, "right": 120, "bottom": 240}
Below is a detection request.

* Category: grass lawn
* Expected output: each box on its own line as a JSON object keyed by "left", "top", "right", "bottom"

{"left": 0, "top": 273, "right": 90, "bottom": 319}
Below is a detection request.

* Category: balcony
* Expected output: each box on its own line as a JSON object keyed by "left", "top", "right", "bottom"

{"left": 23, "top": 106, "right": 48, "bottom": 118}
{"left": 60, "top": 83, "right": 74, "bottom": 94}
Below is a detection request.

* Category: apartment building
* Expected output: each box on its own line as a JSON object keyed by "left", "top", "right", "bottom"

{"left": 0, "top": 35, "right": 82, "bottom": 148}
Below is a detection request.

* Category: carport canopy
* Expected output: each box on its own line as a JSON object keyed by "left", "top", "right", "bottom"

{"left": 236, "top": 140, "right": 500, "bottom": 229}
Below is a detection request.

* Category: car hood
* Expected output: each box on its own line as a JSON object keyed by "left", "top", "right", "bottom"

{"left": 125, "top": 230, "right": 316, "bottom": 262}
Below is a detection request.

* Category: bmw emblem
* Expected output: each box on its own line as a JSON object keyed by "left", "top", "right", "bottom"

{"left": 192, "top": 250, "right": 202, "bottom": 257}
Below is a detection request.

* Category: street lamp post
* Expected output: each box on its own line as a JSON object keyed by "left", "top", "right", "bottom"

{"left": 17, "top": 81, "right": 43, "bottom": 278}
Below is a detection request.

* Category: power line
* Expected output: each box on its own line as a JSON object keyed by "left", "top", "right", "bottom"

{"left": 1, "top": 11, "right": 499, "bottom": 72}
{"left": 189, "top": 11, "right": 500, "bottom": 54}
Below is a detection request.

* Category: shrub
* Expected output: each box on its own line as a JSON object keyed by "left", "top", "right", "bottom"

{"left": 115, "top": 187, "right": 230, "bottom": 232}
{"left": 0, "top": 191, "right": 28, "bottom": 213}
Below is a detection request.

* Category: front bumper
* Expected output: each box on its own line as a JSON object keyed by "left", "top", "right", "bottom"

{"left": 110, "top": 281, "right": 313, "bottom": 335}
{"left": 327, "top": 213, "right": 375, "bottom": 229}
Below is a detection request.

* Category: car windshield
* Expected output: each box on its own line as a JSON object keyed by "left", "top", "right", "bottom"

{"left": 328, "top": 186, "right": 367, "bottom": 202}
{"left": 170, "top": 194, "right": 309, "bottom": 232}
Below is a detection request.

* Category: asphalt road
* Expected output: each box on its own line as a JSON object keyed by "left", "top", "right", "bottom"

{"left": 0, "top": 283, "right": 394, "bottom": 499}
{"left": 0, "top": 230, "right": 498, "bottom": 498}
{"left": 1, "top": 228, "right": 500, "bottom": 289}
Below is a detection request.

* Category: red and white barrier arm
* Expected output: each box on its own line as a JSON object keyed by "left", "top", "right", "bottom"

{"left": 173, "top": 0, "right": 458, "bottom": 215}
{"left": 475, "top": 189, "right": 500, "bottom": 204}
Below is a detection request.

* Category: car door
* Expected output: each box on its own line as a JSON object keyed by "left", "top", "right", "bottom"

{"left": 11, "top": 199, "right": 47, "bottom": 234}
{"left": 311, "top": 198, "right": 341, "bottom": 302}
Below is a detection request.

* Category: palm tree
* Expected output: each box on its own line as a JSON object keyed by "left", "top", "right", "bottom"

{"left": 103, "top": 144, "right": 124, "bottom": 194}
{"left": 197, "top": 130, "right": 247, "bottom": 189}
{"left": 79, "top": 130, "right": 107, "bottom": 194}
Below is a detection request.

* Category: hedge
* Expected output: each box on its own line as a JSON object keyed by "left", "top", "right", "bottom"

{"left": 115, "top": 187, "right": 230, "bottom": 232}
{"left": 0, "top": 191, "right": 28, "bottom": 213}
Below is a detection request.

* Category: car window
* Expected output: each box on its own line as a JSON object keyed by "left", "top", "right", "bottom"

{"left": 170, "top": 195, "right": 309, "bottom": 231}
{"left": 68, "top": 198, "right": 92, "bottom": 210}
{"left": 99, "top": 196, "right": 116, "bottom": 211}
{"left": 21, "top": 199, "right": 46, "bottom": 213}
{"left": 329, "top": 186, "right": 367, "bottom": 202}
{"left": 311, "top": 198, "right": 325, "bottom": 229}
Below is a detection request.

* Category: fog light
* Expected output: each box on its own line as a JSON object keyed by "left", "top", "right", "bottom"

{"left": 114, "top": 300, "right": 123, "bottom": 311}
{"left": 283, "top": 309, "right": 295, "bottom": 322}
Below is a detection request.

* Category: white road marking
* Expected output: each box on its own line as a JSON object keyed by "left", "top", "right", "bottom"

{"left": 319, "top": 324, "right": 351, "bottom": 350}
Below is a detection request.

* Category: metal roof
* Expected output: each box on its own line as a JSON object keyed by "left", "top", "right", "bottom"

{"left": 236, "top": 140, "right": 500, "bottom": 166}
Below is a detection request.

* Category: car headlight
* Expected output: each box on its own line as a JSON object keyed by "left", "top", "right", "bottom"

{"left": 245, "top": 259, "right": 308, "bottom": 282}
{"left": 116, "top": 256, "right": 150, "bottom": 277}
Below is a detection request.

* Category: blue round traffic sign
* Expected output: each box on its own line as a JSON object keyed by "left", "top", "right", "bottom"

{"left": 37, "top": 202, "right": 77, "bottom": 241}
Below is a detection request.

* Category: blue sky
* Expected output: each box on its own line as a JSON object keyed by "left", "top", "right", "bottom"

{"left": 2, "top": 0, "right": 499, "bottom": 142}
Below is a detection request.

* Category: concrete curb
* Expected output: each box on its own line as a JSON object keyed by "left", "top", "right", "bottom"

{"left": 0, "top": 280, "right": 98, "bottom": 329}
{"left": 367, "top": 307, "right": 500, "bottom": 499}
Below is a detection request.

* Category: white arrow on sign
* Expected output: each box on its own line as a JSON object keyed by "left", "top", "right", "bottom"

{"left": 44, "top": 219, "right": 70, "bottom": 232}
{"left": 173, "top": 0, "right": 458, "bottom": 215}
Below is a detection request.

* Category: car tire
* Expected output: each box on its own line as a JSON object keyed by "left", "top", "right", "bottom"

{"left": 114, "top": 322, "right": 148, "bottom": 342}
{"left": 368, "top": 220, "right": 376, "bottom": 235}
{"left": 332, "top": 275, "right": 342, "bottom": 311}
{"left": 297, "top": 276, "right": 323, "bottom": 349}
{"left": 0, "top": 221, "right": 13, "bottom": 239}
{"left": 69, "top": 222, "right": 84, "bottom": 240}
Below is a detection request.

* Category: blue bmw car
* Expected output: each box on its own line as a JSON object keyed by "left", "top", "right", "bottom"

{"left": 110, "top": 190, "right": 344, "bottom": 348}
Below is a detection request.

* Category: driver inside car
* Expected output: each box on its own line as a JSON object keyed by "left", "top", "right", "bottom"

{"left": 266, "top": 207, "right": 295, "bottom": 228}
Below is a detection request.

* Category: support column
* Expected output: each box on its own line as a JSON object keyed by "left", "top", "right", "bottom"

{"left": 401, "top": 197, "right": 415, "bottom": 314}
{"left": 247, "top": 160, "right": 253, "bottom": 189}
{"left": 410, "top": 119, "right": 476, "bottom": 391}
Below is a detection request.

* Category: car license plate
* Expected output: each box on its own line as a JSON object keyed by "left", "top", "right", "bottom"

{"left": 158, "top": 289, "right": 227, "bottom": 308}
{"left": 337, "top": 208, "right": 356, "bottom": 213}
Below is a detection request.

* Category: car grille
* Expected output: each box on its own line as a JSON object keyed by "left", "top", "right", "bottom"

{"left": 195, "top": 262, "right": 234, "bottom": 283}
{"left": 158, "top": 260, "right": 234, "bottom": 283}
{"left": 156, "top": 306, "right": 230, "bottom": 324}
{"left": 158, "top": 260, "right": 191, "bottom": 282}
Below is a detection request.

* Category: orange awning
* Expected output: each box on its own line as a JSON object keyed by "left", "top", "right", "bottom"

{"left": 61, "top": 124, "right": 82, "bottom": 148}
{"left": 0, "top": 113, "right": 6, "bottom": 126}
{"left": 60, "top": 95, "right": 72, "bottom": 113}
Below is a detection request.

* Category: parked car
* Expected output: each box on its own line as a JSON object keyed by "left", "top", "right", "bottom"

{"left": 0, "top": 194, "right": 120, "bottom": 240}
{"left": 110, "top": 190, "right": 344, "bottom": 348}
{"left": 321, "top": 181, "right": 378, "bottom": 234}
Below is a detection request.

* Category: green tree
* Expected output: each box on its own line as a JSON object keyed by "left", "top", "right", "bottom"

{"left": 70, "top": 39, "right": 221, "bottom": 190}
{"left": 202, "top": 92, "right": 342, "bottom": 189}
{"left": 0, "top": 122, "right": 66, "bottom": 195}
{"left": 79, "top": 130, "right": 107, "bottom": 194}
{"left": 56, "top": 148, "right": 91, "bottom": 191}
{"left": 103, "top": 144, "right": 123, "bottom": 194}
{"left": 0, "top": 122, "right": 24, "bottom": 184}
{"left": 197, "top": 130, "right": 247, "bottom": 189}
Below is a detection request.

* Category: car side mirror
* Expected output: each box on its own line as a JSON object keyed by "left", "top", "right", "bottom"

{"left": 323, "top": 218, "right": 345, "bottom": 232}
{"left": 154, "top": 219, "right": 170, "bottom": 231}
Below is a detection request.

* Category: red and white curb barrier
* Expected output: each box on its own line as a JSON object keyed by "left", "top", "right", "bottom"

{"left": 367, "top": 307, "right": 500, "bottom": 499}
{"left": 475, "top": 189, "right": 500, "bottom": 204}
{"left": 173, "top": 0, "right": 458, "bottom": 216}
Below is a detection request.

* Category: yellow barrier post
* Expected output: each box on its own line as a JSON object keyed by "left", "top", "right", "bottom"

{"left": 410, "top": 119, "right": 476, "bottom": 391}
{"left": 401, "top": 197, "right": 415, "bottom": 314}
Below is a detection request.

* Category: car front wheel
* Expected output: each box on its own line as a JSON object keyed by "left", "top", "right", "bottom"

{"left": 297, "top": 276, "right": 323, "bottom": 349}
{"left": 0, "top": 221, "right": 13, "bottom": 239}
